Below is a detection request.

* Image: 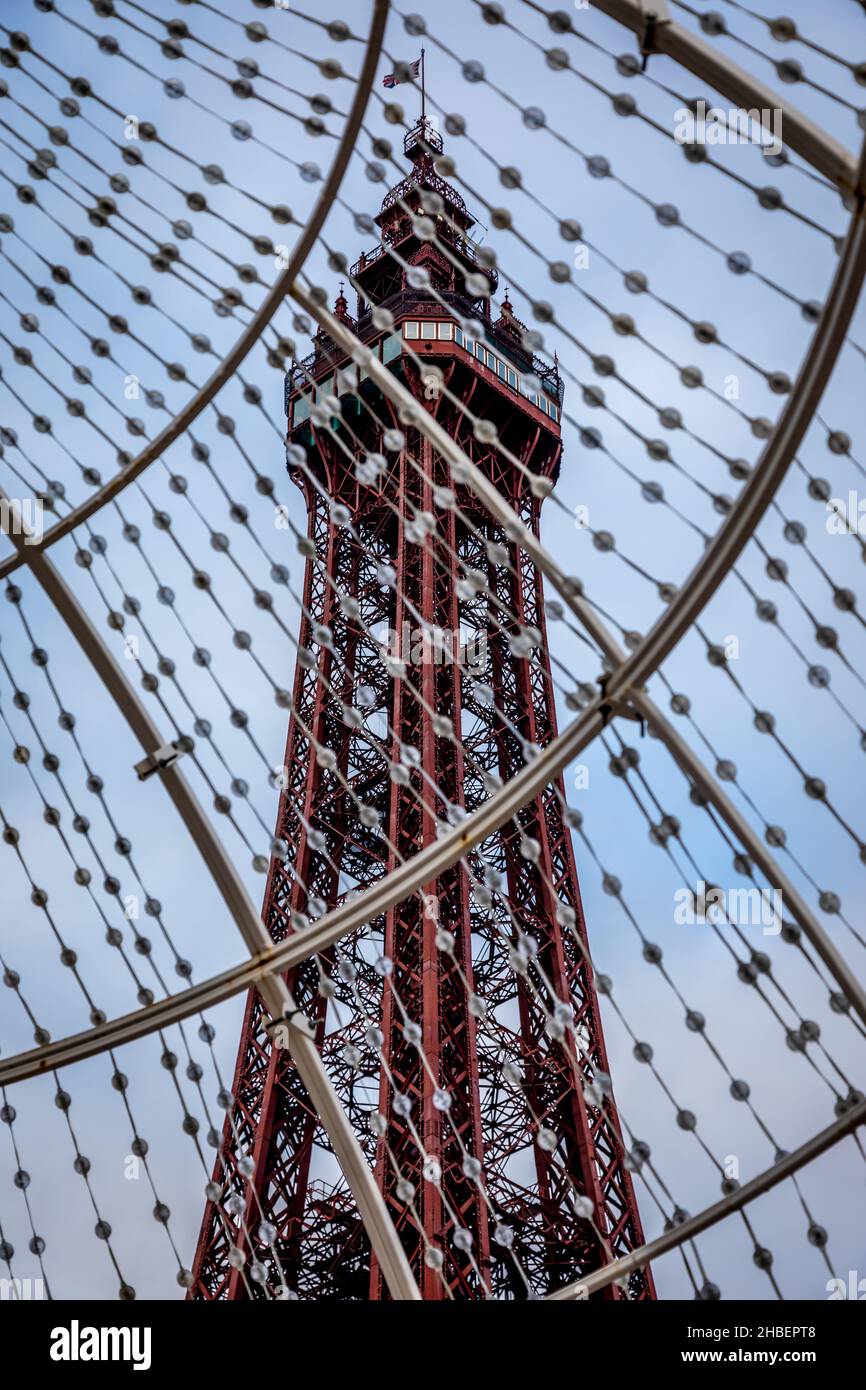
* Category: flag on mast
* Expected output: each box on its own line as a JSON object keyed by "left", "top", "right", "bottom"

{"left": 382, "top": 57, "right": 421, "bottom": 88}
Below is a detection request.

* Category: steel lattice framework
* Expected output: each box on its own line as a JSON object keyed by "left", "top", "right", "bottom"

{"left": 190, "top": 126, "right": 652, "bottom": 1299}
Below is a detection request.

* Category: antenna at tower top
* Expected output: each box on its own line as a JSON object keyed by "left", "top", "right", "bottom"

{"left": 420, "top": 46, "right": 426, "bottom": 123}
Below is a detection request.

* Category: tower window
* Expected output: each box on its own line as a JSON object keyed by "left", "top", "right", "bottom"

{"left": 421, "top": 321, "right": 436, "bottom": 340}
{"left": 507, "top": 368, "right": 517, "bottom": 389}
{"left": 437, "top": 322, "right": 453, "bottom": 340}
{"left": 404, "top": 321, "right": 420, "bottom": 339}
{"left": 383, "top": 334, "right": 402, "bottom": 363}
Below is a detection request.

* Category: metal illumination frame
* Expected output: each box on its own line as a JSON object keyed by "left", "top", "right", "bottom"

{"left": 0, "top": 0, "right": 422, "bottom": 1303}
{"left": 2, "top": 0, "right": 865, "bottom": 1299}
{"left": 590, "top": 0, "right": 859, "bottom": 193}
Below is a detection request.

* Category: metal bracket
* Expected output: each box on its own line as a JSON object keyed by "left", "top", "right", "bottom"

{"left": 134, "top": 740, "right": 186, "bottom": 782}
{"left": 639, "top": 9, "right": 657, "bottom": 71}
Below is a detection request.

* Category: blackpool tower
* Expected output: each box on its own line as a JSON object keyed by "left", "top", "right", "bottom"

{"left": 190, "top": 118, "right": 653, "bottom": 1301}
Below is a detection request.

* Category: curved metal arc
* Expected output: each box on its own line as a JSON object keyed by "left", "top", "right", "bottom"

{"left": 589, "top": 0, "right": 859, "bottom": 192}
{"left": 0, "top": 0, "right": 391, "bottom": 584}
{"left": 545, "top": 1098, "right": 866, "bottom": 1300}
{"left": 0, "top": 950, "right": 277, "bottom": 1085}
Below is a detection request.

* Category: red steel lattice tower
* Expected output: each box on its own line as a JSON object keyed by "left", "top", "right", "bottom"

{"left": 190, "top": 121, "right": 654, "bottom": 1301}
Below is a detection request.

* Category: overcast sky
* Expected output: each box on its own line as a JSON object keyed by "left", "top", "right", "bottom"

{"left": 0, "top": 0, "right": 864, "bottom": 1301}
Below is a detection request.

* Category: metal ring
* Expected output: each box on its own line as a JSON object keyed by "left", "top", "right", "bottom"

{"left": 3, "top": 21, "right": 865, "bottom": 1306}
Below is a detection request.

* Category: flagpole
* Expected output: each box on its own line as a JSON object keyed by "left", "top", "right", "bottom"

{"left": 421, "top": 47, "right": 426, "bottom": 124}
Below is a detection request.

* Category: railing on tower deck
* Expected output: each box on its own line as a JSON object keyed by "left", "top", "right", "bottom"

{"left": 285, "top": 289, "right": 563, "bottom": 406}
